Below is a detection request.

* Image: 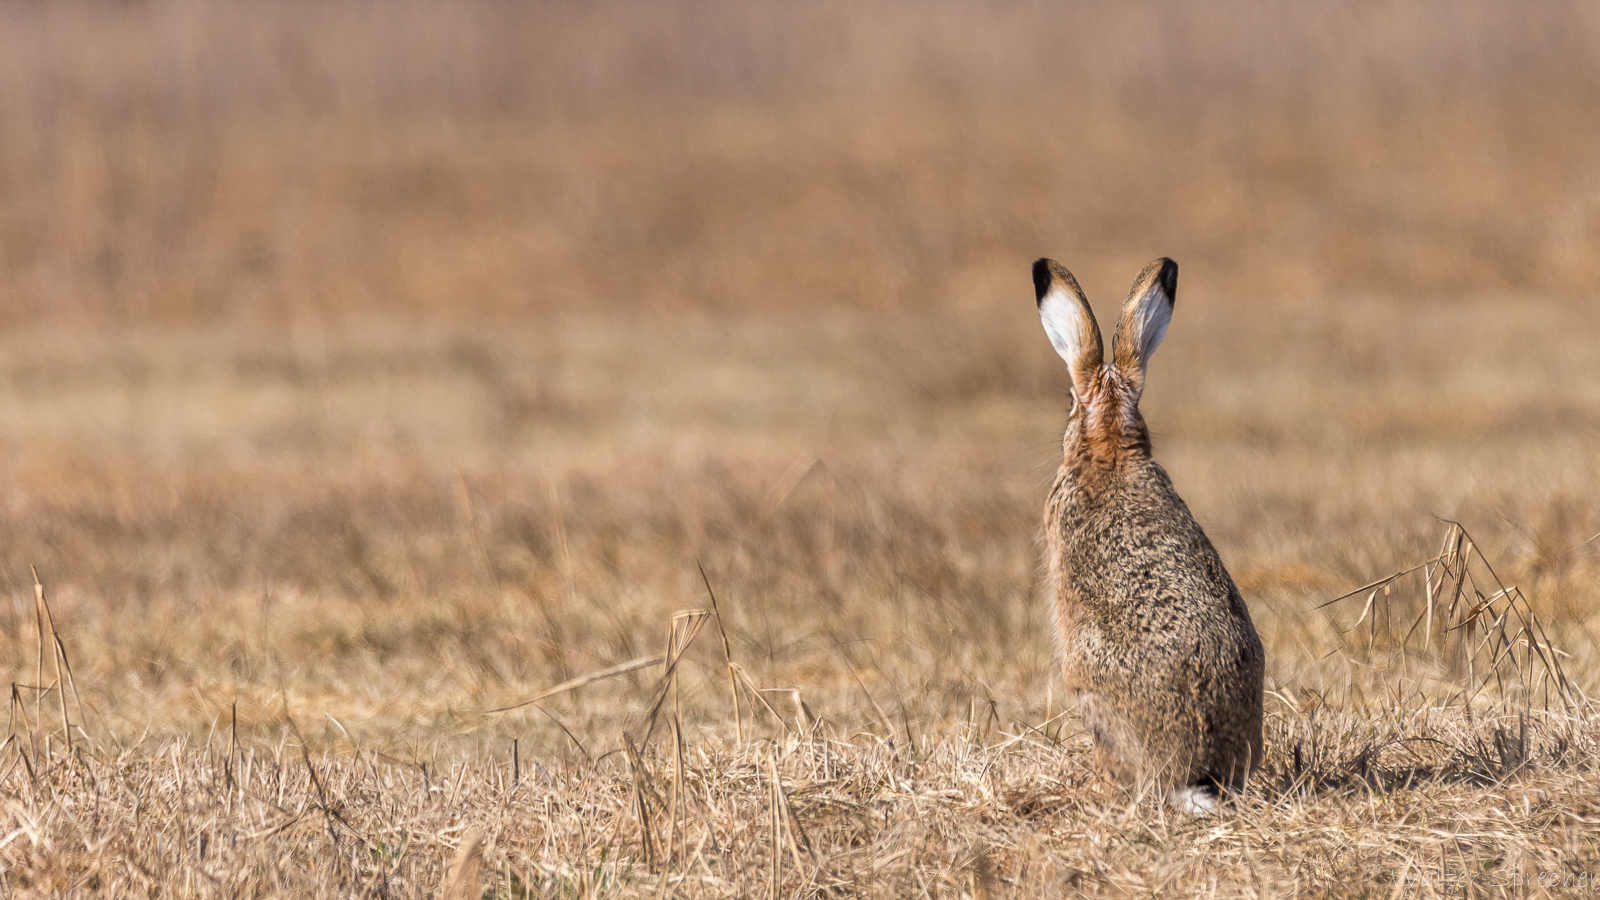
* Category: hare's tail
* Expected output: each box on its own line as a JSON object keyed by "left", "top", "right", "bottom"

{"left": 1169, "top": 784, "right": 1219, "bottom": 817}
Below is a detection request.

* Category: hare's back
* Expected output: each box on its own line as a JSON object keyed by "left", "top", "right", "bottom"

{"left": 1063, "top": 469, "right": 1254, "bottom": 648}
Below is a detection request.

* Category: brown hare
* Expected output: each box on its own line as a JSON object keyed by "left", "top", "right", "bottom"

{"left": 1033, "top": 257, "right": 1264, "bottom": 815}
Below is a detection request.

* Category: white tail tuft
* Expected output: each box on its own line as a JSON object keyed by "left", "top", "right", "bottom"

{"left": 1170, "top": 786, "right": 1218, "bottom": 817}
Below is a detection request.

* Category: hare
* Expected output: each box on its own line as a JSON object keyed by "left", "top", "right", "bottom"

{"left": 1033, "top": 257, "right": 1263, "bottom": 815}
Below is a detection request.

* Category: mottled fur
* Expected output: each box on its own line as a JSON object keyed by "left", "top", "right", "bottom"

{"left": 1034, "top": 257, "right": 1264, "bottom": 810}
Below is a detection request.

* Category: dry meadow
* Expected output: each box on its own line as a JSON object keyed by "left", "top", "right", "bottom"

{"left": 2, "top": 2, "right": 1599, "bottom": 897}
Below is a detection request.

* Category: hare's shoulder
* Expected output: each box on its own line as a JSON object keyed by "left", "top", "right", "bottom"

{"left": 1080, "top": 465, "right": 1222, "bottom": 566}
{"left": 1067, "top": 469, "right": 1241, "bottom": 614}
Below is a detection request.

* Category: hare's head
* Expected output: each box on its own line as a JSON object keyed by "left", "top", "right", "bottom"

{"left": 1033, "top": 257, "right": 1177, "bottom": 464}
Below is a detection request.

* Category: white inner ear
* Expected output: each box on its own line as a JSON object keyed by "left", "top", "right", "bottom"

{"left": 1039, "top": 286, "right": 1091, "bottom": 368}
{"left": 1129, "top": 289, "right": 1173, "bottom": 364}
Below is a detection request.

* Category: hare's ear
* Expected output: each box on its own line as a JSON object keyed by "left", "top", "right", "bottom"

{"left": 1112, "top": 257, "right": 1176, "bottom": 391}
{"left": 1034, "top": 258, "right": 1103, "bottom": 395}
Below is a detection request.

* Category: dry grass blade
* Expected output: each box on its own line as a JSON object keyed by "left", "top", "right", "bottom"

{"left": 629, "top": 610, "right": 711, "bottom": 746}
{"left": 624, "top": 736, "right": 660, "bottom": 871}
{"left": 1313, "top": 561, "right": 1431, "bottom": 610}
{"left": 6, "top": 685, "right": 32, "bottom": 751}
{"left": 761, "top": 456, "right": 824, "bottom": 519}
{"left": 767, "top": 748, "right": 814, "bottom": 870}
{"left": 29, "top": 572, "right": 46, "bottom": 746}
{"left": 970, "top": 850, "right": 1001, "bottom": 900}
{"left": 439, "top": 828, "right": 485, "bottom": 900}
{"left": 730, "top": 664, "right": 794, "bottom": 734}
{"left": 1323, "top": 521, "right": 1583, "bottom": 711}
{"left": 698, "top": 561, "right": 745, "bottom": 743}
{"left": 486, "top": 655, "right": 666, "bottom": 715}
{"left": 29, "top": 569, "right": 76, "bottom": 753}
{"left": 766, "top": 754, "right": 781, "bottom": 900}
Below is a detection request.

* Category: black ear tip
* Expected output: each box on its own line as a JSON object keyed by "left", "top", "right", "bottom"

{"left": 1032, "top": 258, "right": 1054, "bottom": 304}
{"left": 1156, "top": 257, "right": 1178, "bottom": 298}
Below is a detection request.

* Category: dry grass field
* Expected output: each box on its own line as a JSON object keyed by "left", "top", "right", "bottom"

{"left": 2, "top": 1, "right": 1600, "bottom": 897}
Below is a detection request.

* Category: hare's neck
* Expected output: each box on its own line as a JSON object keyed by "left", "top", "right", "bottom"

{"left": 1061, "top": 416, "right": 1151, "bottom": 472}
{"left": 1073, "top": 375, "right": 1151, "bottom": 463}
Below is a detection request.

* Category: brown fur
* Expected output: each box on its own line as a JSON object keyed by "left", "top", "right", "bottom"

{"left": 1035, "top": 257, "right": 1265, "bottom": 805}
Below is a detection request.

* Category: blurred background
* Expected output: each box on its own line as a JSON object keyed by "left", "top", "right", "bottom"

{"left": 2, "top": 0, "right": 1598, "bottom": 324}
{"left": 0, "top": 0, "right": 1596, "bottom": 748}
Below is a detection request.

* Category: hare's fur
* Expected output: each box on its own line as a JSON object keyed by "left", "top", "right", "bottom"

{"left": 1035, "top": 257, "right": 1264, "bottom": 812}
